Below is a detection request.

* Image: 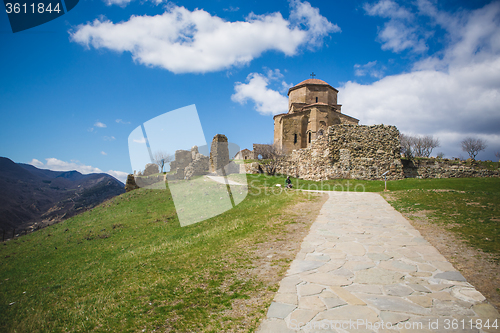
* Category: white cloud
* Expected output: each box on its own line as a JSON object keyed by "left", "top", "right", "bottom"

{"left": 29, "top": 158, "right": 129, "bottom": 183}
{"left": 30, "top": 158, "right": 44, "bottom": 168}
{"left": 105, "top": 170, "right": 129, "bottom": 183}
{"left": 354, "top": 61, "right": 384, "bottom": 78}
{"left": 31, "top": 158, "right": 103, "bottom": 174}
{"left": 70, "top": 1, "right": 339, "bottom": 73}
{"left": 364, "top": 0, "right": 427, "bottom": 53}
{"left": 101, "top": 151, "right": 108, "bottom": 155}
{"left": 364, "top": 0, "right": 413, "bottom": 20}
{"left": 232, "top": 71, "right": 289, "bottom": 115}
{"left": 103, "top": 136, "right": 116, "bottom": 141}
{"left": 223, "top": 6, "right": 239, "bottom": 12}
{"left": 288, "top": 0, "right": 340, "bottom": 48}
{"left": 341, "top": 1, "right": 500, "bottom": 160}
{"left": 116, "top": 119, "right": 130, "bottom": 124}
{"left": 104, "top": 0, "right": 164, "bottom": 7}
{"left": 104, "top": 0, "right": 133, "bottom": 6}
{"left": 133, "top": 138, "right": 146, "bottom": 143}
{"left": 94, "top": 121, "right": 107, "bottom": 128}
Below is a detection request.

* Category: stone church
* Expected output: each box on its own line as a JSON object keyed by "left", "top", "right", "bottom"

{"left": 273, "top": 77, "right": 359, "bottom": 154}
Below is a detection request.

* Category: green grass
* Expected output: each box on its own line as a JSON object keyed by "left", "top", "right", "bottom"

{"left": 384, "top": 188, "right": 500, "bottom": 262}
{"left": 240, "top": 173, "right": 500, "bottom": 193}
{"left": 0, "top": 180, "right": 317, "bottom": 332}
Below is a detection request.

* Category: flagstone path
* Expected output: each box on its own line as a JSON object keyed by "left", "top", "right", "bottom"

{"left": 258, "top": 191, "right": 499, "bottom": 333}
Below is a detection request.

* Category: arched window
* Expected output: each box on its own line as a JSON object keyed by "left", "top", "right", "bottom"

{"left": 318, "top": 129, "right": 324, "bottom": 136}
{"left": 294, "top": 133, "right": 298, "bottom": 144}
{"left": 308, "top": 132, "right": 311, "bottom": 143}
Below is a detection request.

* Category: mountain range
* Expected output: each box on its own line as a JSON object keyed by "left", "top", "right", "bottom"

{"left": 0, "top": 157, "right": 125, "bottom": 232}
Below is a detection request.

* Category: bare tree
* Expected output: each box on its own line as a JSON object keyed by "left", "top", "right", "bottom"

{"left": 401, "top": 134, "right": 440, "bottom": 158}
{"left": 495, "top": 151, "right": 500, "bottom": 161}
{"left": 154, "top": 151, "right": 173, "bottom": 173}
{"left": 419, "top": 135, "right": 440, "bottom": 157}
{"left": 461, "top": 137, "right": 487, "bottom": 160}
{"left": 400, "top": 133, "right": 414, "bottom": 159}
{"left": 259, "top": 143, "right": 287, "bottom": 176}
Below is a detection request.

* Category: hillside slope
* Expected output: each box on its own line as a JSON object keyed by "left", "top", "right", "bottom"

{"left": 0, "top": 157, "right": 125, "bottom": 231}
{"left": 0, "top": 181, "right": 324, "bottom": 332}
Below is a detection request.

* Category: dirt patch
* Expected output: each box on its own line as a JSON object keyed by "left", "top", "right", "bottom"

{"left": 396, "top": 205, "right": 500, "bottom": 310}
{"left": 216, "top": 192, "right": 329, "bottom": 332}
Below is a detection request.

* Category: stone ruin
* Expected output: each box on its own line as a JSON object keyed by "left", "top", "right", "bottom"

{"left": 167, "top": 134, "right": 240, "bottom": 180}
{"left": 168, "top": 145, "right": 210, "bottom": 180}
{"left": 143, "top": 163, "right": 159, "bottom": 176}
{"left": 268, "top": 123, "right": 499, "bottom": 181}
{"left": 209, "top": 134, "right": 229, "bottom": 176}
{"left": 125, "top": 134, "right": 244, "bottom": 190}
{"left": 274, "top": 124, "right": 403, "bottom": 181}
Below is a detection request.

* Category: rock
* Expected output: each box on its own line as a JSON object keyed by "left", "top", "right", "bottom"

{"left": 267, "top": 302, "right": 296, "bottom": 319}
{"left": 434, "top": 271, "right": 467, "bottom": 282}
{"left": 287, "top": 260, "right": 326, "bottom": 275}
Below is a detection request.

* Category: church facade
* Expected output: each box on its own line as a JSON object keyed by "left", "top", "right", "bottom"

{"left": 273, "top": 78, "right": 359, "bottom": 154}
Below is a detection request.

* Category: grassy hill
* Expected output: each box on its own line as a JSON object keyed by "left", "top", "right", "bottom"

{"left": 0, "top": 179, "right": 324, "bottom": 332}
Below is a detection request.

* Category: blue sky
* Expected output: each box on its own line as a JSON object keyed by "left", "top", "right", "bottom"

{"left": 1, "top": 0, "right": 499, "bottom": 182}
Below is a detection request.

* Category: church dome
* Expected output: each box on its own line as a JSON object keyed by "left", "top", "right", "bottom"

{"left": 295, "top": 78, "right": 329, "bottom": 86}
{"left": 288, "top": 78, "right": 338, "bottom": 95}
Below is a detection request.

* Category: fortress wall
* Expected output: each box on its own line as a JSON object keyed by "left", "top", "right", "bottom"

{"left": 272, "top": 124, "right": 499, "bottom": 181}
{"left": 275, "top": 124, "right": 405, "bottom": 181}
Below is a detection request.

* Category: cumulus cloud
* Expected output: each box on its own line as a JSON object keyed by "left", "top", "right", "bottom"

{"left": 70, "top": 1, "right": 339, "bottom": 73}
{"left": 341, "top": 1, "right": 500, "bottom": 159}
{"left": 29, "top": 158, "right": 128, "bottom": 183}
{"left": 94, "top": 121, "right": 107, "bottom": 128}
{"left": 364, "top": 0, "right": 427, "bottom": 53}
{"left": 232, "top": 70, "right": 290, "bottom": 115}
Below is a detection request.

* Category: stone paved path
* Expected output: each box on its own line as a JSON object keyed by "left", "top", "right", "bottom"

{"left": 258, "top": 192, "right": 499, "bottom": 333}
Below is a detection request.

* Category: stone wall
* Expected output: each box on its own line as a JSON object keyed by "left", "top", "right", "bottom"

{"left": 402, "top": 159, "right": 499, "bottom": 178}
{"left": 253, "top": 144, "right": 273, "bottom": 159}
{"left": 265, "top": 123, "right": 499, "bottom": 181}
{"left": 275, "top": 124, "right": 404, "bottom": 181}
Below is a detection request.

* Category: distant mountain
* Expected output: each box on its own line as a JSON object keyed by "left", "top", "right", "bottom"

{"left": 0, "top": 157, "right": 125, "bottom": 231}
